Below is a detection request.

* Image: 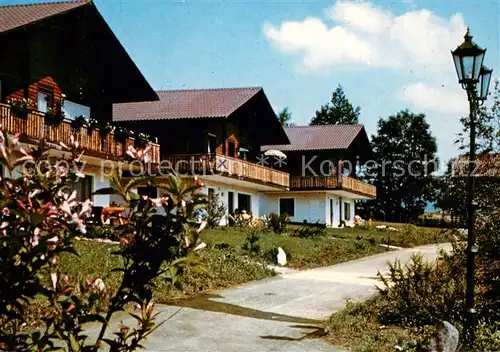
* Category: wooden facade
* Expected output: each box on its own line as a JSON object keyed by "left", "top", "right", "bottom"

{"left": 0, "top": 1, "right": 160, "bottom": 166}
{"left": 276, "top": 147, "right": 376, "bottom": 198}
{"left": 0, "top": 103, "right": 160, "bottom": 163}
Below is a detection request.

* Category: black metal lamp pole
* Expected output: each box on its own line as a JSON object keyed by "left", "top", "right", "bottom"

{"left": 465, "top": 83, "right": 478, "bottom": 344}
{"left": 451, "top": 28, "right": 492, "bottom": 345}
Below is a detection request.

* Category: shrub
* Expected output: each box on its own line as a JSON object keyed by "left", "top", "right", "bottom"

{"left": 0, "top": 131, "right": 207, "bottom": 351}
{"left": 377, "top": 253, "right": 466, "bottom": 328}
{"left": 242, "top": 227, "right": 261, "bottom": 255}
{"left": 86, "top": 225, "right": 118, "bottom": 241}
{"left": 205, "top": 192, "right": 226, "bottom": 227}
{"left": 292, "top": 223, "right": 326, "bottom": 238}
{"left": 476, "top": 322, "right": 500, "bottom": 351}
{"left": 267, "top": 212, "right": 289, "bottom": 234}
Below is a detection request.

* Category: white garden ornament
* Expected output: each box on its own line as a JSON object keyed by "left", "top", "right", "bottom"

{"left": 277, "top": 247, "right": 287, "bottom": 266}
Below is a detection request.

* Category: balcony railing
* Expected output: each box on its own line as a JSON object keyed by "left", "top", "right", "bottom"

{"left": 290, "top": 175, "right": 376, "bottom": 198}
{"left": 163, "top": 153, "right": 289, "bottom": 188}
{"left": 0, "top": 103, "right": 160, "bottom": 163}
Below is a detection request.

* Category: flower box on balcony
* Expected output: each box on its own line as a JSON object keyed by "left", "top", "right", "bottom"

{"left": 7, "top": 98, "right": 35, "bottom": 119}
{"left": 70, "top": 116, "right": 87, "bottom": 131}
{"left": 44, "top": 109, "right": 64, "bottom": 126}
{"left": 115, "top": 127, "right": 134, "bottom": 142}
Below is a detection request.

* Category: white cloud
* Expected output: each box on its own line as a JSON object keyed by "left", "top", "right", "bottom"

{"left": 400, "top": 82, "right": 468, "bottom": 115}
{"left": 264, "top": 1, "right": 466, "bottom": 73}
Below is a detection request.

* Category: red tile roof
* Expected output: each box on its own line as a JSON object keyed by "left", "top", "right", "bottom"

{"left": 0, "top": 0, "right": 92, "bottom": 34}
{"left": 113, "top": 87, "right": 263, "bottom": 121}
{"left": 262, "top": 124, "right": 366, "bottom": 151}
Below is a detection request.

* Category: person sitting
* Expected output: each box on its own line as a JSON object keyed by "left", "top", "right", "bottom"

{"left": 354, "top": 214, "right": 364, "bottom": 226}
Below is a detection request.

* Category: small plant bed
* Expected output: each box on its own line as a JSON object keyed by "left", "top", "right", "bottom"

{"left": 326, "top": 222, "right": 451, "bottom": 248}
{"left": 326, "top": 250, "right": 500, "bottom": 352}
{"left": 203, "top": 227, "right": 387, "bottom": 270}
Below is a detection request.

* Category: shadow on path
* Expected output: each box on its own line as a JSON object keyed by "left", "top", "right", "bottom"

{"left": 260, "top": 324, "right": 328, "bottom": 341}
{"left": 163, "top": 293, "right": 322, "bottom": 325}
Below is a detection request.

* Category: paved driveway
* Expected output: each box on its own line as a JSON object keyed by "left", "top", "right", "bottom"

{"left": 86, "top": 243, "right": 451, "bottom": 351}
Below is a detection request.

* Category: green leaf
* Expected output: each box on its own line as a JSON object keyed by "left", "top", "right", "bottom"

{"left": 93, "top": 187, "right": 117, "bottom": 195}
{"left": 68, "top": 333, "right": 80, "bottom": 352}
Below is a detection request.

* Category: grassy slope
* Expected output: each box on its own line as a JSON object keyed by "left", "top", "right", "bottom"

{"left": 201, "top": 227, "right": 387, "bottom": 269}
{"left": 325, "top": 222, "right": 451, "bottom": 248}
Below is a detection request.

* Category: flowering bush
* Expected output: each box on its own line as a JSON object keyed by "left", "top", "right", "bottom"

{"left": 7, "top": 97, "right": 36, "bottom": 111}
{"left": 0, "top": 128, "right": 207, "bottom": 351}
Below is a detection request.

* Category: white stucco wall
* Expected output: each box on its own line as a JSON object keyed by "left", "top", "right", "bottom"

{"left": 92, "top": 176, "right": 111, "bottom": 207}
{"left": 264, "top": 192, "right": 357, "bottom": 227}
{"left": 201, "top": 180, "right": 262, "bottom": 225}
{"left": 264, "top": 192, "right": 327, "bottom": 224}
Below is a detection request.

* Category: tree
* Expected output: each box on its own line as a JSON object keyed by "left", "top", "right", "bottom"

{"left": 366, "top": 110, "right": 438, "bottom": 222}
{"left": 277, "top": 107, "right": 294, "bottom": 126}
{"left": 310, "top": 85, "right": 360, "bottom": 125}
{"left": 434, "top": 159, "right": 467, "bottom": 225}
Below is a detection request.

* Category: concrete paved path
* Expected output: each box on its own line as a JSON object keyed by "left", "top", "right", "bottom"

{"left": 86, "top": 243, "right": 451, "bottom": 351}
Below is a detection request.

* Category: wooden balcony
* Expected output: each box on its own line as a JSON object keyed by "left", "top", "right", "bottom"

{"left": 163, "top": 153, "right": 289, "bottom": 189}
{"left": 0, "top": 103, "right": 160, "bottom": 163}
{"left": 290, "top": 175, "right": 376, "bottom": 198}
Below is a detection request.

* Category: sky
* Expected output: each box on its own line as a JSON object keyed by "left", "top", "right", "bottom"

{"left": 3, "top": 0, "right": 500, "bottom": 169}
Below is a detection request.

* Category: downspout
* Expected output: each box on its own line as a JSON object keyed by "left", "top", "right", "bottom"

{"left": 339, "top": 196, "right": 343, "bottom": 228}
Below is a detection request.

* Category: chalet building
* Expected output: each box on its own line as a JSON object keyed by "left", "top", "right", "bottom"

{"left": 113, "top": 88, "right": 290, "bottom": 222}
{"left": 262, "top": 125, "right": 376, "bottom": 227}
{"left": 114, "top": 90, "right": 377, "bottom": 226}
{"left": 0, "top": 0, "right": 160, "bottom": 205}
{"left": 0, "top": 0, "right": 377, "bottom": 225}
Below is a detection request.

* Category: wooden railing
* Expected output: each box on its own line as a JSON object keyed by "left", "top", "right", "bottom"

{"left": 290, "top": 175, "right": 376, "bottom": 198}
{"left": 290, "top": 175, "right": 339, "bottom": 189}
{"left": 0, "top": 103, "right": 160, "bottom": 163}
{"left": 341, "top": 176, "right": 377, "bottom": 198}
{"left": 163, "top": 153, "right": 290, "bottom": 188}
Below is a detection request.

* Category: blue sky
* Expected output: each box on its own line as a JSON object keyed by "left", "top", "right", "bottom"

{"left": 3, "top": 0, "right": 499, "bottom": 168}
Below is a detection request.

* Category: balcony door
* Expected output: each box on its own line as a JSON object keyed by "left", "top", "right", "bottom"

{"left": 228, "top": 191, "right": 234, "bottom": 214}
{"left": 208, "top": 134, "right": 217, "bottom": 155}
{"left": 228, "top": 141, "right": 236, "bottom": 157}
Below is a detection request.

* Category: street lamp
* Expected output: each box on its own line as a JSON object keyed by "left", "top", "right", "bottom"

{"left": 451, "top": 27, "right": 492, "bottom": 345}
{"left": 478, "top": 66, "right": 493, "bottom": 102}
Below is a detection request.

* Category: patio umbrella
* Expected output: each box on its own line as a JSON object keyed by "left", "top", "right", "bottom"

{"left": 264, "top": 149, "right": 287, "bottom": 159}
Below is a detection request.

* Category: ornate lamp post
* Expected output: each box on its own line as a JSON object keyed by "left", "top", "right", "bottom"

{"left": 451, "top": 27, "right": 492, "bottom": 344}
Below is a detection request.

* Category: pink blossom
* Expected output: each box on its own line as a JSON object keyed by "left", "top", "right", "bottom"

{"left": 28, "top": 189, "right": 42, "bottom": 199}
{"left": 72, "top": 213, "right": 87, "bottom": 234}
{"left": 30, "top": 227, "right": 41, "bottom": 247}
{"left": 150, "top": 197, "right": 169, "bottom": 207}
{"left": 79, "top": 199, "right": 93, "bottom": 217}
{"left": 197, "top": 220, "right": 207, "bottom": 233}
{"left": 11, "top": 133, "right": 20, "bottom": 146}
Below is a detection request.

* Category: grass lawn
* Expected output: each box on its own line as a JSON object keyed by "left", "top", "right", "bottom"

{"left": 326, "top": 221, "right": 451, "bottom": 248}
{"left": 201, "top": 227, "right": 388, "bottom": 269}
{"left": 325, "top": 297, "right": 422, "bottom": 352}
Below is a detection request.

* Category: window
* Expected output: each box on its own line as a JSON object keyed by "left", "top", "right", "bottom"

{"left": 280, "top": 198, "right": 295, "bottom": 217}
{"left": 63, "top": 100, "right": 91, "bottom": 121}
{"left": 238, "top": 193, "right": 251, "bottom": 212}
{"left": 76, "top": 175, "right": 93, "bottom": 202}
{"left": 344, "top": 202, "right": 351, "bottom": 221}
{"left": 37, "top": 87, "right": 53, "bottom": 113}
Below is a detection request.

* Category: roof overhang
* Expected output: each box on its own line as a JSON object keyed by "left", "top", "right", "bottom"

{"left": 0, "top": 1, "right": 158, "bottom": 104}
